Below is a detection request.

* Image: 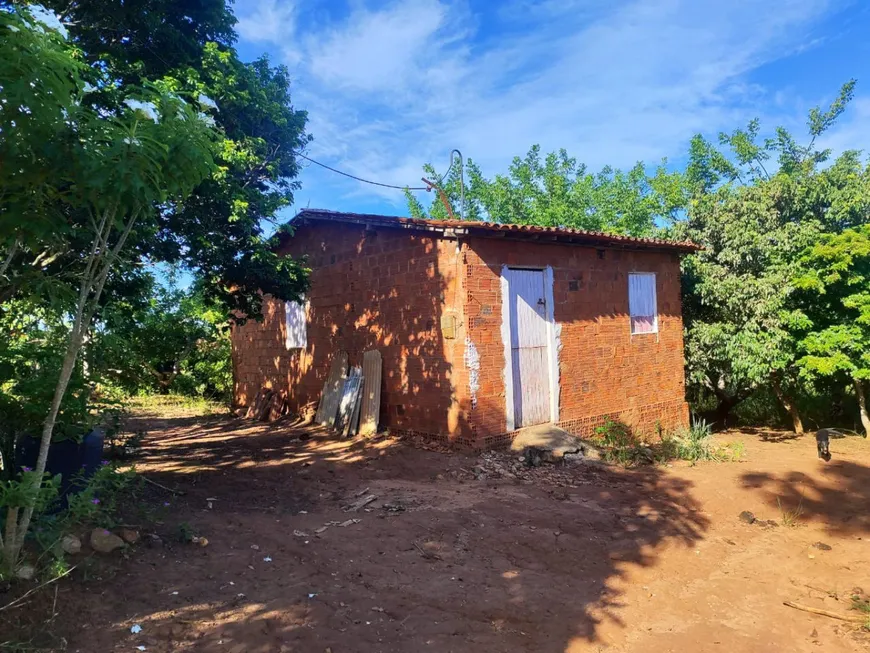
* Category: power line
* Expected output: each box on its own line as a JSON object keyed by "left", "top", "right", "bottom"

{"left": 295, "top": 151, "right": 429, "bottom": 191}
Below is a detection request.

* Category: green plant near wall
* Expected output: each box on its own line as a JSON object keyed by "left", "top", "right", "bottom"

{"left": 671, "top": 417, "right": 716, "bottom": 462}
{"left": 592, "top": 420, "right": 652, "bottom": 465}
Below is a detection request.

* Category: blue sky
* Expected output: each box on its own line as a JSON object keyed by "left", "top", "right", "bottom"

{"left": 232, "top": 0, "right": 870, "bottom": 222}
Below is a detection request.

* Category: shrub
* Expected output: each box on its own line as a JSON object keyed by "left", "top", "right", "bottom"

{"left": 1, "top": 463, "right": 142, "bottom": 576}
{"left": 65, "top": 464, "right": 142, "bottom": 529}
{"left": 592, "top": 420, "right": 653, "bottom": 465}
{"left": 671, "top": 417, "right": 716, "bottom": 462}
{"left": 591, "top": 417, "right": 744, "bottom": 466}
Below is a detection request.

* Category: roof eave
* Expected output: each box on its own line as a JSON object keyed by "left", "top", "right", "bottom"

{"left": 288, "top": 209, "right": 702, "bottom": 254}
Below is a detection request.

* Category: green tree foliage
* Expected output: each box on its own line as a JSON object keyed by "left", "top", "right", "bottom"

{"left": 794, "top": 226, "right": 870, "bottom": 435}
{"left": 94, "top": 278, "right": 231, "bottom": 400}
{"left": 43, "top": 0, "right": 237, "bottom": 85}
{"left": 674, "top": 81, "right": 865, "bottom": 430}
{"left": 1, "top": 0, "right": 316, "bottom": 566}
{"left": 0, "top": 302, "right": 95, "bottom": 474}
{"left": 40, "top": 0, "right": 311, "bottom": 320}
{"left": 406, "top": 145, "right": 686, "bottom": 235}
{"left": 677, "top": 176, "right": 819, "bottom": 430}
{"left": 0, "top": 3, "right": 218, "bottom": 567}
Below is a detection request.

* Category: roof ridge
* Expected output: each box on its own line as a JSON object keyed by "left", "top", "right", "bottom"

{"left": 292, "top": 208, "right": 701, "bottom": 251}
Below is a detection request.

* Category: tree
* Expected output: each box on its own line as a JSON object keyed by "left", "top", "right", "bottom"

{"left": 794, "top": 226, "right": 870, "bottom": 435}
{"left": 675, "top": 81, "right": 863, "bottom": 430}
{"left": 44, "top": 0, "right": 237, "bottom": 86}
{"left": 40, "top": 0, "right": 312, "bottom": 321}
{"left": 93, "top": 279, "right": 231, "bottom": 399}
{"left": 677, "top": 177, "right": 818, "bottom": 430}
{"left": 1, "top": 4, "right": 217, "bottom": 567}
{"left": 406, "top": 145, "right": 687, "bottom": 236}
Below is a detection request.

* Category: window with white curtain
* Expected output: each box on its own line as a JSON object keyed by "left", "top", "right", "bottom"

{"left": 628, "top": 273, "right": 657, "bottom": 335}
{"left": 285, "top": 299, "right": 307, "bottom": 349}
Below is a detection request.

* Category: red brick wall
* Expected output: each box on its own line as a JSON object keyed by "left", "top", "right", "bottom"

{"left": 232, "top": 221, "right": 690, "bottom": 448}
{"left": 463, "top": 238, "right": 689, "bottom": 445}
{"left": 231, "top": 221, "right": 465, "bottom": 439}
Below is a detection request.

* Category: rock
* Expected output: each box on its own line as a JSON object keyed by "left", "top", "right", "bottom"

{"left": 510, "top": 424, "right": 591, "bottom": 458}
{"left": 145, "top": 533, "right": 163, "bottom": 548}
{"left": 812, "top": 541, "right": 832, "bottom": 551}
{"left": 61, "top": 534, "right": 82, "bottom": 555}
{"left": 90, "top": 528, "right": 125, "bottom": 554}
{"left": 119, "top": 528, "right": 140, "bottom": 544}
{"left": 15, "top": 564, "right": 35, "bottom": 580}
{"left": 638, "top": 447, "right": 655, "bottom": 463}
{"left": 738, "top": 511, "right": 756, "bottom": 525}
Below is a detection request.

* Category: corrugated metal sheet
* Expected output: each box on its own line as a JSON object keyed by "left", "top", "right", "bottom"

{"left": 359, "top": 350, "right": 382, "bottom": 436}
{"left": 337, "top": 366, "right": 363, "bottom": 437}
{"left": 316, "top": 351, "right": 348, "bottom": 427}
{"left": 506, "top": 269, "right": 550, "bottom": 428}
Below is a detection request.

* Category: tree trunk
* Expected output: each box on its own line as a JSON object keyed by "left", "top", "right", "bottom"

{"left": 707, "top": 382, "right": 752, "bottom": 429}
{"left": 854, "top": 378, "right": 870, "bottom": 437}
{"left": 710, "top": 399, "right": 736, "bottom": 429}
{"left": 3, "top": 289, "right": 88, "bottom": 565}
{"left": 771, "top": 377, "right": 804, "bottom": 434}
{"left": 2, "top": 207, "right": 137, "bottom": 568}
{"left": 157, "top": 375, "right": 174, "bottom": 394}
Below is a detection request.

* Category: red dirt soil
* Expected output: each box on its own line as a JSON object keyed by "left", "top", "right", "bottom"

{"left": 5, "top": 409, "right": 870, "bottom": 652}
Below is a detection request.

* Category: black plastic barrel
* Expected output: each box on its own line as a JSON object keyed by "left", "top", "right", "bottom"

{"left": 14, "top": 429, "right": 105, "bottom": 507}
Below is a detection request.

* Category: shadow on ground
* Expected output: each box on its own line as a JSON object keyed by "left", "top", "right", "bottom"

{"left": 735, "top": 426, "right": 803, "bottom": 443}
{"left": 50, "top": 409, "right": 709, "bottom": 652}
{"left": 741, "top": 457, "right": 870, "bottom": 537}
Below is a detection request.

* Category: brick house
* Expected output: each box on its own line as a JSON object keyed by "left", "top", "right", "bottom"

{"left": 231, "top": 209, "right": 699, "bottom": 448}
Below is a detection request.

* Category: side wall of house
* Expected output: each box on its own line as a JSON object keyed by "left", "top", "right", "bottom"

{"left": 231, "top": 222, "right": 468, "bottom": 440}
{"left": 463, "top": 238, "right": 689, "bottom": 447}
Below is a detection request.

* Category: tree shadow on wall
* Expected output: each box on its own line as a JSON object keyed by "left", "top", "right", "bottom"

{"left": 49, "top": 410, "right": 709, "bottom": 653}
{"left": 234, "top": 221, "right": 467, "bottom": 441}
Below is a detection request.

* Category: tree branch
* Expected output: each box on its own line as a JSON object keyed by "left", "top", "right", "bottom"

{"left": 9, "top": 205, "right": 124, "bottom": 556}
{"left": 0, "top": 240, "right": 18, "bottom": 278}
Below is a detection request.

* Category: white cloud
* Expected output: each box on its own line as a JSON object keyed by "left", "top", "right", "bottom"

{"left": 236, "top": 0, "right": 297, "bottom": 46}
{"left": 236, "top": 0, "right": 855, "bottom": 212}
{"left": 307, "top": 0, "right": 464, "bottom": 95}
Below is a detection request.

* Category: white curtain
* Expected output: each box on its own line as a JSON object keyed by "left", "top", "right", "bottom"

{"left": 285, "top": 299, "right": 307, "bottom": 349}
{"left": 628, "top": 273, "right": 657, "bottom": 334}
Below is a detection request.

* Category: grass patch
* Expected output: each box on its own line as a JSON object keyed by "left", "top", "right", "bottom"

{"left": 852, "top": 595, "right": 870, "bottom": 631}
{"left": 129, "top": 393, "right": 229, "bottom": 416}
{"left": 777, "top": 496, "right": 804, "bottom": 527}
{"left": 851, "top": 595, "right": 870, "bottom": 614}
{"left": 718, "top": 441, "right": 746, "bottom": 461}
{"left": 593, "top": 417, "right": 744, "bottom": 466}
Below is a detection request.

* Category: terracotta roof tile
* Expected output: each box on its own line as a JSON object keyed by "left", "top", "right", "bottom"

{"left": 290, "top": 208, "right": 701, "bottom": 253}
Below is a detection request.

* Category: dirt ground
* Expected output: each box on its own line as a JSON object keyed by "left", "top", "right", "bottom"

{"left": 7, "top": 408, "right": 870, "bottom": 652}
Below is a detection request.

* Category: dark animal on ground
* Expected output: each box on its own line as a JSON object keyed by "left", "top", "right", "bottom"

{"left": 815, "top": 429, "right": 834, "bottom": 461}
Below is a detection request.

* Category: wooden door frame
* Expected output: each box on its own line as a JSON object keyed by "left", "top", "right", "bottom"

{"left": 500, "top": 265, "right": 560, "bottom": 431}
